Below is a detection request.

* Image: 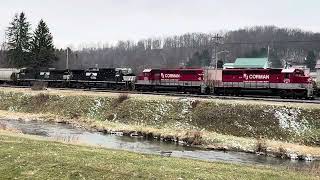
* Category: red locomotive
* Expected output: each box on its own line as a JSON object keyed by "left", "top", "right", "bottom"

{"left": 211, "top": 68, "right": 313, "bottom": 99}
{"left": 136, "top": 68, "right": 205, "bottom": 93}
{"left": 136, "top": 67, "right": 314, "bottom": 99}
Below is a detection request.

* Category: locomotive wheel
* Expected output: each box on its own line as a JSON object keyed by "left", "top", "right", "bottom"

{"left": 205, "top": 87, "right": 211, "bottom": 95}
{"left": 292, "top": 93, "right": 297, "bottom": 99}
{"left": 235, "top": 89, "right": 241, "bottom": 96}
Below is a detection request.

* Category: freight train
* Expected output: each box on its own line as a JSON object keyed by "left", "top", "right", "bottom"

{"left": 0, "top": 66, "right": 315, "bottom": 99}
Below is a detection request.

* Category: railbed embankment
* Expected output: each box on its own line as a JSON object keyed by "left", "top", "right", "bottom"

{"left": 0, "top": 87, "right": 319, "bottom": 159}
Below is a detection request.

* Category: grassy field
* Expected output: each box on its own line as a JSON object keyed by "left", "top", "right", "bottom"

{"left": 0, "top": 132, "right": 318, "bottom": 180}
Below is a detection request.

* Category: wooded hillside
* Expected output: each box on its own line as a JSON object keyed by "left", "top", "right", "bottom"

{"left": 2, "top": 26, "right": 320, "bottom": 72}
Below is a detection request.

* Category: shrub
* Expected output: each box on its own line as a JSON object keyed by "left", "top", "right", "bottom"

{"left": 69, "top": 112, "right": 81, "bottom": 119}
{"left": 184, "top": 131, "right": 203, "bottom": 145}
{"left": 113, "top": 93, "right": 129, "bottom": 107}
{"left": 32, "top": 93, "right": 50, "bottom": 105}
{"left": 255, "top": 137, "right": 267, "bottom": 153}
{"left": 31, "top": 81, "right": 47, "bottom": 90}
{"left": 302, "top": 129, "right": 320, "bottom": 146}
{"left": 191, "top": 100, "right": 200, "bottom": 109}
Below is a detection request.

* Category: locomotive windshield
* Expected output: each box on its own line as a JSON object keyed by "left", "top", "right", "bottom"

{"left": 295, "top": 70, "right": 305, "bottom": 77}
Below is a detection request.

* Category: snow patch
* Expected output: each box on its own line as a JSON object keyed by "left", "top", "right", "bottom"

{"left": 179, "top": 99, "right": 192, "bottom": 118}
{"left": 153, "top": 101, "right": 171, "bottom": 122}
{"left": 273, "top": 108, "right": 309, "bottom": 135}
{"left": 88, "top": 98, "right": 103, "bottom": 118}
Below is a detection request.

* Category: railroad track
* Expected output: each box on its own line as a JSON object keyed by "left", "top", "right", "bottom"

{"left": 1, "top": 85, "right": 320, "bottom": 104}
{"left": 88, "top": 89, "right": 320, "bottom": 104}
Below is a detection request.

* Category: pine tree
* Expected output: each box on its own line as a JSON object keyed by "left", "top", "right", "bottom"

{"left": 186, "top": 51, "right": 201, "bottom": 67}
{"left": 186, "top": 50, "right": 211, "bottom": 68}
{"left": 6, "top": 12, "right": 31, "bottom": 67}
{"left": 200, "top": 49, "right": 211, "bottom": 67}
{"left": 30, "top": 19, "right": 57, "bottom": 68}
{"left": 305, "top": 51, "right": 316, "bottom": 70}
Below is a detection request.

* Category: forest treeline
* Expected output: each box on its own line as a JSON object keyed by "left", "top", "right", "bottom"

{"left": 53, "top": 26, "right": 320, "bottom": 72}
{"left": 0, "top": 12, "right": 319, "bottom": 72}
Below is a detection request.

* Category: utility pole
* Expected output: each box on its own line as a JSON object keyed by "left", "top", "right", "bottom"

{"left": 267, "top": 45, "right": 270, "bottom": 66}
{"left": 212, "top": 34, "right": 223, "bottom": 68}
{"left": 66, "top": 47, "right": 69, "bottom": 70}
{"left": 212, "top": 34, "right": 223, "bottom": 88}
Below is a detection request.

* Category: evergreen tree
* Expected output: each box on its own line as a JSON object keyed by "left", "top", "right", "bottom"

{"left": 217, "top": 60, "right": 224, "bottom": 68}
{"left": 186, "top": 50, "right": 211, "bottom": 67}
{"left": 6, "top": 12, "right": 31, "bottom": 67}
{"left": 269, "top": 51, "right": 282, "bottom": 68}
{"left": 305, "top": 51, "right": 316, "bottom": 70}
{"left": 186, "top": 51, "right": 201, "bottom": 67}
{"left": 30, "top": 19, "right": 57, "bottom": 68}
{"left": 200, "top": 49, "right": 211, "bottom": 67}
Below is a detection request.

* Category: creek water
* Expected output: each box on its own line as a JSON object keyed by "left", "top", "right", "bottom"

{"left": 0, "top": 119, "right": 319, "bottom": 172}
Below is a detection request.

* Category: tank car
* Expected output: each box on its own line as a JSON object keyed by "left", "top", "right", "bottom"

{"left": 0, "top": 68, "right": 20, "bottom": 84}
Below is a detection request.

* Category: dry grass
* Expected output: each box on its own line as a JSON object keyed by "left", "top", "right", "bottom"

{"left": 267, "top": 140, "right": 320, "bottom": 158}
{"left": 0, "top": 87, "right": 318, "bottom": 109}
{"left": 183, "top": 131, "right": 203, "bottom": 145}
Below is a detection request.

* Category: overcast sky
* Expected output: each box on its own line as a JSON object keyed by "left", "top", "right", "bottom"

{"left": 0, "top": 0, "right": 319, "bottom": 49}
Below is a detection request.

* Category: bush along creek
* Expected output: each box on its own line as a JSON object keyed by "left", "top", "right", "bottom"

{"left": 0, "top": 89, "right": 319, "bottom": 161}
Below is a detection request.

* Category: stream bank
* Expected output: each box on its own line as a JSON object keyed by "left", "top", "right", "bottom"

{"left": 0, "top": 87, "right": 319, "bottom": 160}
{"left": 1, "top": 118, "right": 319, "bottom": 173}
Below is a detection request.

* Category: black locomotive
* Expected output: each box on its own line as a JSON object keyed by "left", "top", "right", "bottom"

{"left": 15, "top": 67, "right": 136, "bottom": 89}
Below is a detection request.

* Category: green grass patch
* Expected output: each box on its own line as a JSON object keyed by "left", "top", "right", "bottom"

{"left": 0, "top": 133, "right": 317, "bottom": 180}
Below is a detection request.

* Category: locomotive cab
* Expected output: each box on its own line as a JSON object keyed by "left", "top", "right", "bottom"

{"left": 281, "top": 68, "right": 314, "bottom": 98}
{"left": 281, "top": 68, "right": 310, "bottom": 83}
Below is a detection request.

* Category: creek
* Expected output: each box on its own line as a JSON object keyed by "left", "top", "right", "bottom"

{"left": 0, "top": 118, "right": 319, "bottom": 172}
